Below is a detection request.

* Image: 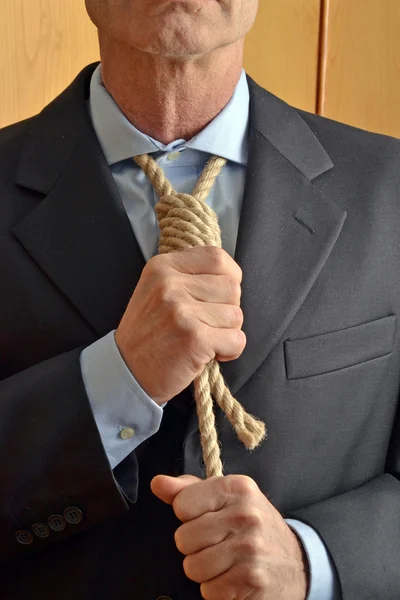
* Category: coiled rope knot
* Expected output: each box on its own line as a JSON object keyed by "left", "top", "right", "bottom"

{"left": 134, "top": 153, "right": 266, "bottom": 477}
{"left": 155, "top": 191, "right": 221, "bottom": 252}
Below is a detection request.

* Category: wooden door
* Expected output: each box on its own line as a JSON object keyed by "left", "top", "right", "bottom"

{"left": 0, "top": 0, "right": 98, "bottom": 128}
{"left": 244, "top": 0, "right": 322, "bottom": 113}
{"left": 318, "top": 0, "right": 400, "bottom": 137}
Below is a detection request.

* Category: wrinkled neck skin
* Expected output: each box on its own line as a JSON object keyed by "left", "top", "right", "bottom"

{"left": 99, "top": 32, "right": 244, "bottom": 145}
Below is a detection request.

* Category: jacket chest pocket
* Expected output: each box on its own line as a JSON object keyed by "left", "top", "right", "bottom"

{"left": 284, "top": 314, "right": 397, "bottom": 380}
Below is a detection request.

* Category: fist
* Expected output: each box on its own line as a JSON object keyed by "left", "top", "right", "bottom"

{"left": 151, "top": 474, "right": 309, "bottom": 600}
{"left": 115, "top": 246, "right": 246, "bottom": 405}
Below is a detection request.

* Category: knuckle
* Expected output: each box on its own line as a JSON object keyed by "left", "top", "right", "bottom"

{"left": 223, "top": 329, "right": 245, "bottom": 360}
{"left": 244, "top": 565, "right": 265, "bottom": 590}
{"left": 224, "top": 474, "right": 258, "bottom": 496}
{"left": 172, "top": 496, "right": 187, "bottom": 523}
{"left": 146, "top": 253, "right": 164, "bottom": 274}
{"left": 231, "top": 279, "right": 241, "bottom": 300}
{"left": 240, "top": 475, "right": 259, "bottom": 494}
{"left": 187, "top": 324, "right": 212, "bottom": 368}
{"left": 207, "top": 245, "right": 226, "bottom": 265}
{"left": 223, "top": 276, "right": 241, "bottom": 301}
{"left": 239, "top": 475, "right": 259, "bottom": 495}
{"left": 169, "top": 301, "right": 188, "bottom": 326}
{"left": 237, "top": 328, "right": 246, "bottom": 348}
{"left": 244, "top": 507, "right": 264, "bottom": 529}
{"left": 183, "top": 555, "right": 199, "bottom": 582}
{"left": 230, "top": 505, "right": 263, "bottom": 530}
{"left": 232, "top": 305, "right": 244, "bottom": 327}
{"left": 174, "top": 526, "right": 186, "bottom": 554}
{"left": 156, "top": 277, "right": 176, "bottom": 303}
{"left": 236, "top": 533, "right": 264, "bottom": 557}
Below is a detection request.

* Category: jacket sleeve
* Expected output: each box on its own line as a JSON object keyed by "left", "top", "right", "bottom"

{"left": 0, "top": 346, "right": 135, "bottom": 561}
{"left": 285, "top": 406, "right": 400, "bottom": 600}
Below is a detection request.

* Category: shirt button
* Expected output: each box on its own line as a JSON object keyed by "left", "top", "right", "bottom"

{"left": 15, "top": 530, "right": 34, "bottom": 545}
{"left": 156, "top": 596, "right": 173, "bottom": 600}
{"left": 63, "top": 507, "right": 84, "bottom": 525}
{"left": 167, "top": 151, "right": 180, "bottom": 161}
{"left": 120, "top": 427, "right": 135, "bottom": 440}
{"left": 32, "top": 522, "right": 51, "bottom": 538}
{"left": 47, "top": 514, "right": 67, "bottom": 532}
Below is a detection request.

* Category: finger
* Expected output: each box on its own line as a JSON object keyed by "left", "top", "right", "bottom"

{"left": 175, "top": 501, "right": 263, "bottom": 555}
{"left": 172, "top": 476, "right": 231, "bottom": 522}
{"left": 196, "top": 302, "right": 243, "bottom": 329}
{"left": 182, "top": 274, "right": 241, "bottom": 305}
{"left": 173, "top": 474, "right": 261, "bottom": 523}
{"left": 175, "top": 510, "right": 229, "bottom": 555}
{"left": 151, "top": 474, "right": 202, "bottom": 505}
{"left": 183, "top": 536, "right": 235, "bottom": 584}
{"left": 210, "top": 327, "right": 246, "bottom": 361}
{"left": 169, "top": 246, "right": 242, "bottom": 283}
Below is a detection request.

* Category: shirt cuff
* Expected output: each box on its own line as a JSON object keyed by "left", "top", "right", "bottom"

{"left": 80, "top": 330, "right": 164, "bottom": 469}
{"left": 285, "top": 519, "right": 342, "bottom": 600}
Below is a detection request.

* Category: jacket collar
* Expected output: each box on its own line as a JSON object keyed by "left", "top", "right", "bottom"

{"left": 15, "top": 62, "right": 332, "bottom": 193}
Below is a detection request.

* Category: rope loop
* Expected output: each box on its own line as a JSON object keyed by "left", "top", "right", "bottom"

{"left": 133, "top": 153, "right": 267, "bottom": 477}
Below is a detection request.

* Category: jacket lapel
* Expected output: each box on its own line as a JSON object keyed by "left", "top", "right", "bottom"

{"left": 13, "top": 63, "right": 145, "bottom": 336}
{"left": 184, "top": 77, "right": 347, "bottom": 442}
{"left": 221, "top": 79, "right": 347, "bottom": 397}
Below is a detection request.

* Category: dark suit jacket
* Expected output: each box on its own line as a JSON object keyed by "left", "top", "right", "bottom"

{"left": 1, "top": 62, "right": 400, "bottom": 599}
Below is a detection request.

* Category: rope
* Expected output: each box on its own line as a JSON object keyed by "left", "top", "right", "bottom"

{"left": 133, "top": 153, "right": 266, "bottom": 477}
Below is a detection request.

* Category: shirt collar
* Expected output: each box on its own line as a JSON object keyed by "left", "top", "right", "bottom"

{"left": 88, "top": 63, "right": 249, "bottom": 167}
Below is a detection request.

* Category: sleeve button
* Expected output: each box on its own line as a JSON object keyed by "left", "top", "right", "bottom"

{"left": 32, "top": 522, "right": 51, "bottom": 538}
{"left": 63, "top": 507, "right": 84, "bottom": 525}
{"left": 15, "top": 530, "right": 34, "bottom": 545}
{"left": 47, "top": 514, "right": 66, "bottom": 532}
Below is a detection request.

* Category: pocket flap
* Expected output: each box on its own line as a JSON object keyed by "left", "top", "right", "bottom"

{"left": 284, "top": 314, "right": 397, "bottom": 380}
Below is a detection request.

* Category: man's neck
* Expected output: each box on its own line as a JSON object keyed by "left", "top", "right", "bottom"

{"left": 99, "top": 33, "right": 244, "bottom": 145}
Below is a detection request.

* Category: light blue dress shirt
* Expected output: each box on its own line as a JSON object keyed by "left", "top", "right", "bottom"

{"left": 80, "top": 63, "right": 341, "bottom": 600}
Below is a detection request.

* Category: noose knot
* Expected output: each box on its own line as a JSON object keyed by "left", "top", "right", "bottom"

{"left": 155, "top": 191, "right": 221, "bottom": 253}
{"left": 133, "top": 153, "right": 266, "bottom": 477}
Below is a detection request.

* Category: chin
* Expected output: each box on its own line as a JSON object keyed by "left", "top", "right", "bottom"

{"left": 133, "top": 26, "right": 215, "bottom": 57}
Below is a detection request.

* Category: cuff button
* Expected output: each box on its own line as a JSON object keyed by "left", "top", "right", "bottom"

{"left": 15, "top": 530, "right": 34, "bottom": 545}
{"left": 47, "top": 514, "right": 66, "bottom": 532}
{"left": 120, "top": 427, "right": 135, "bottom": 440}
{"left": 32, "top": 523, "right": 50, "bottom": 538}
{"left": 63, "top": 507, "right": 83, "bottom": 525}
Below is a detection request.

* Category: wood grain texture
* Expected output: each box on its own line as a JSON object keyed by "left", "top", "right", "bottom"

{"left": 0, "top": 0, "right": 99, "bottom": 128}
{"left": 243, "top": 0, "right": 321, "bottom": 112}
{"left": 318, "top": 0, "right": 400, "bottom": 137}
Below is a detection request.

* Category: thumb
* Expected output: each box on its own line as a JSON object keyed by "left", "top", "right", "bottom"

{"left": 151, "top": 474, "right": 202, "bottom": 505}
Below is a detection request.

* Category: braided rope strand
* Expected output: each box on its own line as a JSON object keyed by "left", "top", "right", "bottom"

{"left": 133, "top": 153, "right": 266, "bottom": 477}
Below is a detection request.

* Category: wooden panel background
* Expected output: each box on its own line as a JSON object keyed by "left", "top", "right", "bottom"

{"left": 243, "top": 0, "right": 321, "bottom": 113}
{"left": 318, "top": 0, "right": 400, "bottom": 137}
{"left": 0, "top": 0, "right": 399, "bottom": 138}
{"left": 0, "top": 0, "right": 99, "bottom": 128}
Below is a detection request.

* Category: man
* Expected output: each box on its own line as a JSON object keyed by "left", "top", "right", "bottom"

{"left": 1, "top": 0, "right": 399, "bottom": 598}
